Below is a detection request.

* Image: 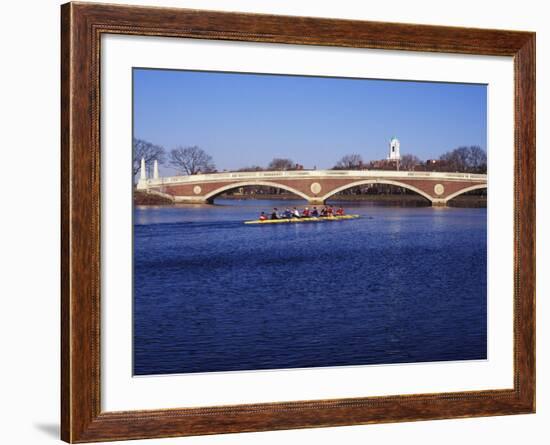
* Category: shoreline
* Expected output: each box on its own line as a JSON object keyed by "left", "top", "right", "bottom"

{"left": 134, "top": 191, "right": 486, "bottom": 208}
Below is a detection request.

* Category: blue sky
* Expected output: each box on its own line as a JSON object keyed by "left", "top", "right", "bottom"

{"left": 133, "top": 68, "right": 486, "bottom": 173}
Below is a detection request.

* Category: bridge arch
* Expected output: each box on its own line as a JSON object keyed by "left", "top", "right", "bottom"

{"left": 320, "top": 179, "right": 434, "bottom": 204}
{"left": 444, "top": 184, "right": 487, "bottom": 202}
{"left": 202, "top": 181, "right": 311, "bottom": 203}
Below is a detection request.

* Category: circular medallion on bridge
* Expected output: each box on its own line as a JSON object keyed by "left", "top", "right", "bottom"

{"left": 193, "top": 185, "right": 202, "bottom": 195}
{"left": 434, "top": 184, "right": 445, "bottom": 196}
{"left": 310, "top": 182, "right": 322, "bottom": 195}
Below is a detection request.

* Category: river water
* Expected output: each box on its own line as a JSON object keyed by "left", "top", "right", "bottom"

{"left": 133, "top": 200, "right": 487, "bottom": 375}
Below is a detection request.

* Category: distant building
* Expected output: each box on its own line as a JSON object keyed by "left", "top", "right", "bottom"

{"left": 363, "top": 137, "right": 402, "bottom": 170}
{"left": 387, "top": 137, "right": 401, "bottom": 161}
{"left": 367, "top": 159, "right": 399, "bottom": 170}
{"left": 425, "top": 159, "right": 449, "bottom": 171}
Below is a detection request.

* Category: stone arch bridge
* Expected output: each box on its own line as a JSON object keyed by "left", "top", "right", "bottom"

{"left": 137, "top": 169, "right": 487, "bottom": 206}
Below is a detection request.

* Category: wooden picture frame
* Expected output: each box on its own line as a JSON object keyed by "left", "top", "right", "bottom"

{"left": 61, "top": 2, "right": 535, "bottom": 442}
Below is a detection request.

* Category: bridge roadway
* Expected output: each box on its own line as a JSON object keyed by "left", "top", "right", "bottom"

{"left": 136, "top": 169, "right": 487, "bottom": 206}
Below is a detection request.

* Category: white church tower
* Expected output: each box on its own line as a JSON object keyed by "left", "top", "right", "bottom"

{"left": 388, "top": 137, "right": 401, "bottom": 161}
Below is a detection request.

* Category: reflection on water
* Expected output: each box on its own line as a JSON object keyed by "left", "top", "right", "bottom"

{"left": 133, "top": 199, "right": 487, "bottom": 375}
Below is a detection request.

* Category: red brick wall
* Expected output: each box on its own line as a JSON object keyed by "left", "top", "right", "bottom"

{"left": 155, "top": 177, "right": 485, "bottom": 201}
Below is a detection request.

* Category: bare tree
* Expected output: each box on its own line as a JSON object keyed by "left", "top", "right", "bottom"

{"left": 334, "top": 154, "right": 364, "bottom": 170}
{"left": 169, "top": 146, "right": 216, "bottom": 175}
{"left": 440, "top": 146, "right": 487, "bottom": 173}
{"left": 268, "top": 158, "right": 294, "bottom": 171}
{"left": 133, "top": 138, "right": 165, "bottom": 176}
{"left": 468, "top": 146, "right": 487, "bottom": 173}
{"left": 399, "top": 154, "right": 421, "bottom": 171}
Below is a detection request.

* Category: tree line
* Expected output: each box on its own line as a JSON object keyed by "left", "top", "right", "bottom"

{"left": 330, "top": 146, "right": 487, "bottom": 174}
{"left": 134, "top": 138, "right": 487, "bottom": 177}
{"left": 237, "top": 146, "right": 486, "bottom": 173}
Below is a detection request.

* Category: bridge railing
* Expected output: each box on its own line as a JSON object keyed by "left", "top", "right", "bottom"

{"left": 140, "top": 169, "right": 487, "bottom": 187}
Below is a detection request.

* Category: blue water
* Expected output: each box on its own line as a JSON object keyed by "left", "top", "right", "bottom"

{"left": 133, "top": 200, "right": 487, "bottom": 375}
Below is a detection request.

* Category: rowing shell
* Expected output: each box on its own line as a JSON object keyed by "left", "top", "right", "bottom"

{"left": 244, "top": 215, "right": 360, "bottom": 225}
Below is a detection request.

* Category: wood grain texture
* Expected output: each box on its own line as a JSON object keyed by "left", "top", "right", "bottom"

{"left": 60, "top": 2, "right": 536, "bottom": 442}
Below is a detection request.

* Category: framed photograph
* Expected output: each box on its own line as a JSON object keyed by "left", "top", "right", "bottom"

{"left": 61, "top": 2, "right": 535, "bottom": 442}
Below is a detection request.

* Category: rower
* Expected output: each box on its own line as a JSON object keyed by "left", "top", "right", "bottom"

{"left": 335, "top": 207, "right": 344, "bottom": 216}
{"left": 271, "top": 208, "right": 279, "bottom": 220}
{"left": 259, "top": 212, "right": 267, "bottom": 221}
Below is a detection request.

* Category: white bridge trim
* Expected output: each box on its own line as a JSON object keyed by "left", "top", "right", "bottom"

{"left": 138, "top": 169, "right": 487, "bottom": 189}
